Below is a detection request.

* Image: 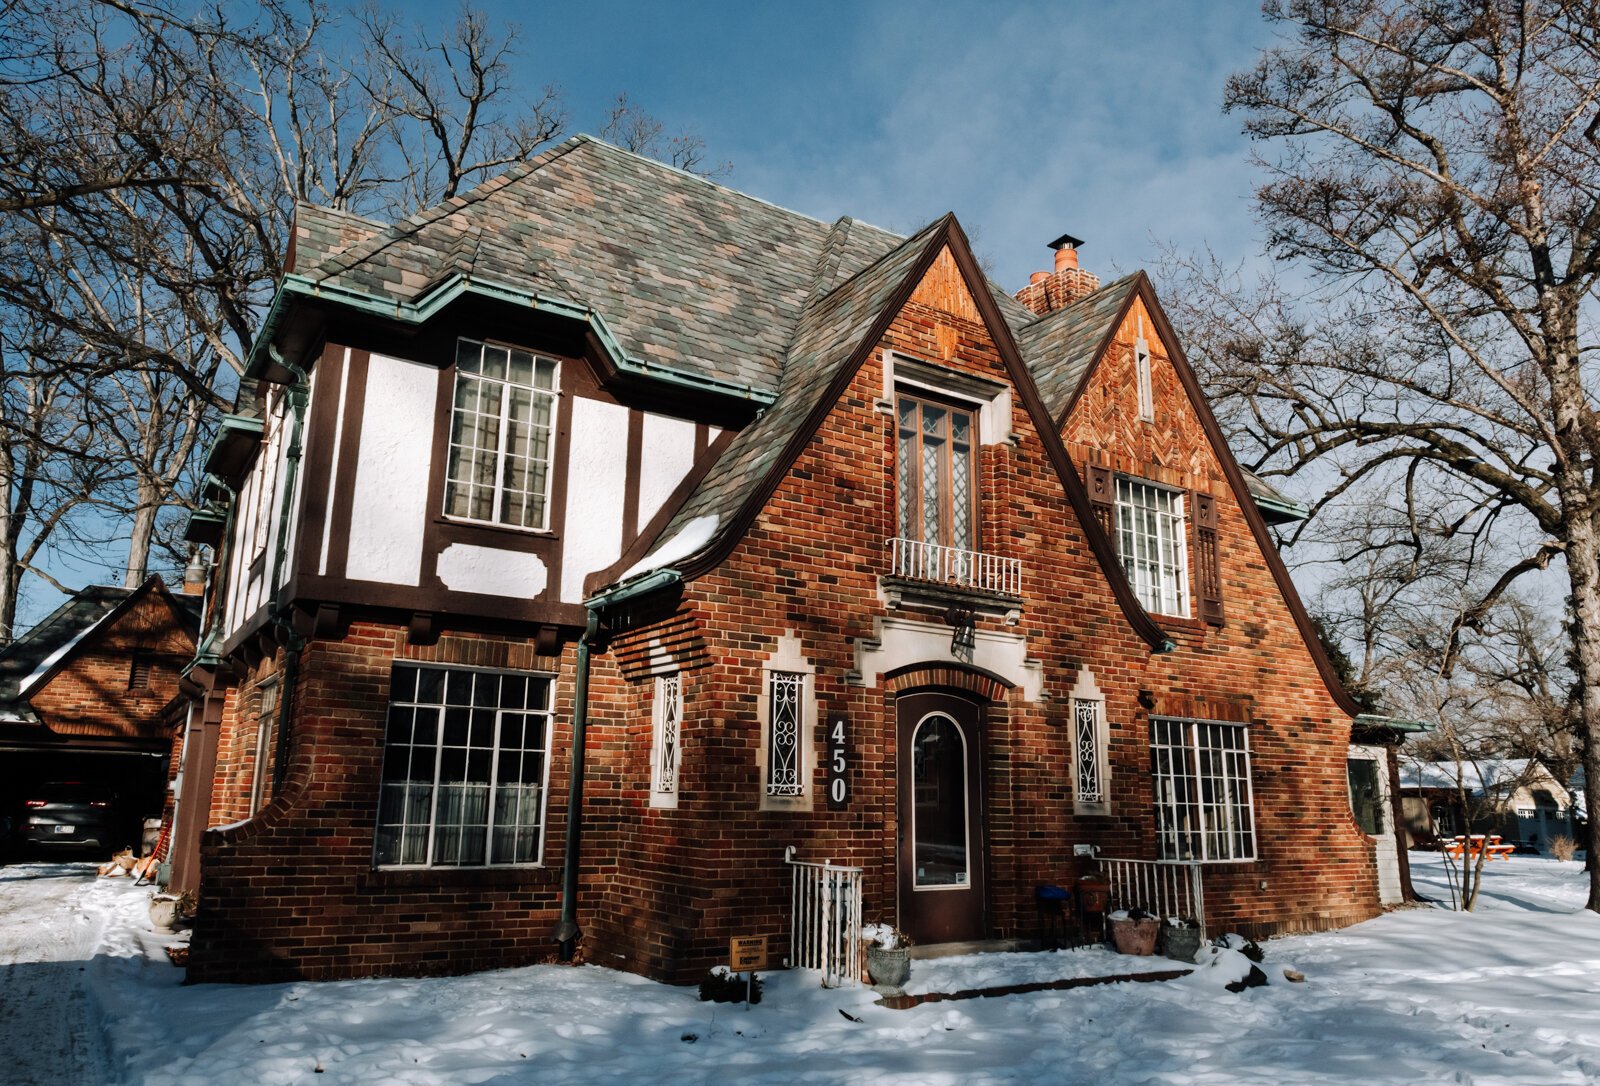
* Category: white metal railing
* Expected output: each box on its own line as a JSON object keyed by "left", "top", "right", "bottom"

{"left": 888, "top": 537, "right": 1022, "bottom": 597}
{"left": 785, "top": 846, "right": 863, "bottom": 988}
{"left": 1099, "top": 858, "right": 1207, "bottom": 942}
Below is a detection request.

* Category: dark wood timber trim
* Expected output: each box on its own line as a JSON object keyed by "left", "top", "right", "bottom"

{"left": 294, "top": 342, "right": 348, "bottom": 584}
{"left": 324, "top": 348, "right": 371, "bottom": 580}
{"left": 585, "top": 428, "right": 738, "bottom": 596}
{"left": 621, "top": 409, "right": 644, "bottom": 545}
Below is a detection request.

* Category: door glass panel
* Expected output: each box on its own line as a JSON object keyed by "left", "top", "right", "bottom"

{"left": 912, "top": 714, "right": 968, "bottom": 887}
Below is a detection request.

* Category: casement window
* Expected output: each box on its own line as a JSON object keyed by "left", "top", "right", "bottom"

{"left": 444, "top": 339, "right": 559, "bottom": 530}
{"left": 374, "top": 663, "right": 553, "bottom": 868}
{"left": 1068, "top": 669, "right": 1110, "bottom": 816}
{"left": 650, "top": 673, "right": 682, "bottom": 805}
{"left": 1151, "top": 718, "right": 1256, "bottom": 861}
{"left": 249, "top": 678, "right": 280, "bottom": 812}
{"left": 1115, "top": 477, "right": 1189, "bottom": 617}
{"left": 896, "top": 392, "right": 978, "bottom": 554}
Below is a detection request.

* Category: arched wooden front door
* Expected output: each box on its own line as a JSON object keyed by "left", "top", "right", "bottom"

{"left": 897, "top": 691, "right": 985, "bottom": 944}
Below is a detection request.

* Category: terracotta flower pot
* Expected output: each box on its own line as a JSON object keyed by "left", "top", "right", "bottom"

{"left": 1110, "top": 916, "right": 1160, "bottom": 956}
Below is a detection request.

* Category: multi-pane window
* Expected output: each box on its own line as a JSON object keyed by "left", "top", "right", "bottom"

{"left": 1116, "top": 478, "right": 1189, "bottom": 616}
{"left": 651, "top": 673, "right": 681, "bottom": 796}
{"left": 444, "top": 339, "right": 559, "bottom": 530}
{"left": 1151, "top": 718, "right": 1256, "bottom": 861}
{"left": 375, "top": 664, "right": 552, "bottom": 868}
{"left": 249, "top": 679, "right": 280, "bottom": 812}
{"left": 766, "top": 670, "right": 804, "bottom": 797}
{"left": 896, "top": 393, "right": 977, "bottom": 552}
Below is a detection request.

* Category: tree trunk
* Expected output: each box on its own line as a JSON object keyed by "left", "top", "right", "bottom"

{"left": 123, "top": 486, "right": 158, "bottom": 589}
{"left": 1564, "top": 517, "right": 1600, "bottom": 910}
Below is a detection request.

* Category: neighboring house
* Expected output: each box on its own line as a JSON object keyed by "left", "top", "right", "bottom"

{"left": 1399, "top": 757, "right": 1577, "bottom": 850}
{"left": 175, "top": 136, "right": 1384, "bottom": 985}
{"left": 0, "top": 576, "right": 201, "bottom": 852}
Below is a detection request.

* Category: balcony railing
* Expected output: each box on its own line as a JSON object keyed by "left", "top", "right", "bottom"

{"left": 888, "top": 537, "right": 1021, "bottom": 597}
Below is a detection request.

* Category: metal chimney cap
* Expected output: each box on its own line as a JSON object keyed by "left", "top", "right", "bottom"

{"left": 1048, "top": 233, "right": 1085, "bottom": 251}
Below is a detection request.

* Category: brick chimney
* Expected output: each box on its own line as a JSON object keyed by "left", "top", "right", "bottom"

{"left": 1014, "top": 233, "right": 1100, "bottom": 316}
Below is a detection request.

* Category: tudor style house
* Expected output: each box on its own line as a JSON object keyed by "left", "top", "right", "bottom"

{"left": 174, "top": 136, "right": 1383, "bottom": 984}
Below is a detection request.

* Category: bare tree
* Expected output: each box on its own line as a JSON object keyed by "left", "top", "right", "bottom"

{"left": 1193, "top": 0, "right": 1600, "bottom": 908}
{"left": 600, "top": 93, "right": 731, "bottom": 178}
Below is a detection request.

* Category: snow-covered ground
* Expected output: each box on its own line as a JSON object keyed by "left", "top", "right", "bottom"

{"left": 3, "top": 853, "right": 1599, "bottom": 1084}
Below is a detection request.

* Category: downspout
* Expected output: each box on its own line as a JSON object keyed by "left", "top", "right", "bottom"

{"left": 553, "top": 606, "right": 600, "bottom": 961}
{"left": 552, "top": 567, "right": 683, "bottom": 961}
{"left": 267, "top": 344, "right": 310, "bottom": 795}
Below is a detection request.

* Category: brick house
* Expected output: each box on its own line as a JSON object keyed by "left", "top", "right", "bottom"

{"left": 176, "top": 136, "right": 1382, "bottom": 985}
{"left": 0, "top": 576, "right": 201, "bottom": 853}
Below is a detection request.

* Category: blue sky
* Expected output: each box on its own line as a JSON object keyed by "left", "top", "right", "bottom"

{"left": 22, "top": 2, "right": 1284, "bottom": 628}
{"left": 428, "top": 0, "right": 1278, "bottom": 288}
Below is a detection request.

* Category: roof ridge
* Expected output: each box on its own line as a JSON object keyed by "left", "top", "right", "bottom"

{"left": 572, "top": 135, "right": 906, "bottom": 242}
{"left": 804, "top": 216, "right": 854, "bottom": 309}
{"left": 305, "top": 137, "right": 586, "bottom": 284}
{"left": 1020, "top": 270, "right": 1144, "bottom": 329}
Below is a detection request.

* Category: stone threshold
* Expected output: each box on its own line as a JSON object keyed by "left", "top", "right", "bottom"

{"left": 875, "top": 967, "right": 1193, "bottom": 1010}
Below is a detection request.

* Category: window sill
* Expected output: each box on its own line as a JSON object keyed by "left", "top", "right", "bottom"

{"left": 436, "top": 516, "right": 558, "bottom": 541}
{"left": 362, "top": 864, "right": 555, "bottom": 890}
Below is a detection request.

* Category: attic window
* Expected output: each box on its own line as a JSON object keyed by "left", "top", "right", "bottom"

{"left": 128, "top": 654, "right": 153, "bottom": 691}
{"left": 1135, "top": 328, "right": 1154, "bottom": 423}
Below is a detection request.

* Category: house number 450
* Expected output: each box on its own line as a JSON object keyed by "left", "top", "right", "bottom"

{"left": 826, "top": 714, "right": 849, "bottom": 810}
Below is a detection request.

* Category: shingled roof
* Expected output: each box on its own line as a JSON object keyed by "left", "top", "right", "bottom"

{"left": 1016, "top": 273, "right": 1142, "bottom": 424}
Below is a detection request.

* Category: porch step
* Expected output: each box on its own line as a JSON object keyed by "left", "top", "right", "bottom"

{"left": 909, "top": 938, "right": 1038, "bottom": 960}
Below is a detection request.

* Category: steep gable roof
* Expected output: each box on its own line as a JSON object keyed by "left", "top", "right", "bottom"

{"left": 1015, "top": 273, "right": 1142, "bottom": 425}
{"left": 288, "top": 202, "right": 385, "bottom": 273}
{"left": 1041, "top": 274, "right": 1365, "bottom": 717}
{"left": 0, "top": 578, "right": 201, "bottom": 714}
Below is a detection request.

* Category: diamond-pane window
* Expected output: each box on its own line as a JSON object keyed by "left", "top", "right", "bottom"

{"left": 896, "top": 393, "right": 978, "bottom": 551}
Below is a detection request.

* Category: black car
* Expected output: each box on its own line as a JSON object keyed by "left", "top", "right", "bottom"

{"left": 20, "top": 781, "right": 117, "bottom": 852}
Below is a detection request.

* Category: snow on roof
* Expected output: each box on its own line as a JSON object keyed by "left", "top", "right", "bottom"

{"left": 1399, "top": 757, "right": 1560, "bottom": 799}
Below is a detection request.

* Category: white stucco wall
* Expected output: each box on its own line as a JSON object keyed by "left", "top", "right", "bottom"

{"left": 1350, "top": 744, "right": 1402, "bottom": 905}
{"left": 637, "top": 413, "right": 697, "bottom": 529}
{"left": 560, "top": 397, "right": 630, "bottom": 602}
{"left": 436, "top": 543, "right": 548, "bottom": 598}
{"left": 345, "top": 353, "right": 435, "bottom": 587}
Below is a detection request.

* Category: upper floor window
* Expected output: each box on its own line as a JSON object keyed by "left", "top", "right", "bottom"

{"left": 1115, "top": 477, "right": 1189, "bottom": 617}
{"left": 1135, "top": 336, "right": 1154, "bottom": 422}
{"left": 651, "top": 673, "right": 682, "bottom": 801}
{"left": 445, "top": 339, "right": 559, "bottom": 531}
{"left": 896, "top": 393, "right": 978, "bottom": 553}
{"left": 374, "top": 663, "right": 553, "bottom": 868}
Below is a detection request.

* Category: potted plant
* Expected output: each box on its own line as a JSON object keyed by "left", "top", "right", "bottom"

{"left": 1109, "top": 908, "right": 1160, "bottom": 955}
{"left": 1157, "top": 916, "right": 1203, "bottom": 963}
{"left": 148, "top": 893, "right": 180, "bottom": 933}
{"left": 861, "top": 923, "right": 913, "bottom": 992}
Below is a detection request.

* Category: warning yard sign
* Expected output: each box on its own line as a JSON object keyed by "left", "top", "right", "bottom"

{"left": 729, "top": 935, "right": 768, "bottom": 971}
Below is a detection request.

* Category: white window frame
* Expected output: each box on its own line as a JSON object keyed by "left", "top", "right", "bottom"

{"left": 649, "top": 672, "right": 682, "bottom": 809}
{"left": 1115, "top": 477, "right": 1190, "bottom": 617}
{"left": 1151, "top": 717, "right": 1257, "bottom": 862}
{"left": 758, "top": 632, "right": 815, "bottom": 812}
{"left": 443, "top": 338, "right": 561, "bottom": 532}
{"left": 373, "top": 662, "right": 555, "bottom": 869}
{"left": 1068, "top": 668, "right": 1110, "bottom": 816}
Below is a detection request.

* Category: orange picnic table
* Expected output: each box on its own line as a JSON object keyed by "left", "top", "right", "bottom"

{"left": 1442, "top": 834, "right": 1516, "bottom": 862}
